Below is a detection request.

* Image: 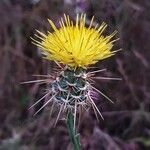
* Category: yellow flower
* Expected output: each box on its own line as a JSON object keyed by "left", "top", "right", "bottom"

{"left": 32, "top": 14, "right": 118, "bottom": 68}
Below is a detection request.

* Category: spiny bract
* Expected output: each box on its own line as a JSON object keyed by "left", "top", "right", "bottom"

{"left": 32, "top": 14, "right": 117, "bottom": 68}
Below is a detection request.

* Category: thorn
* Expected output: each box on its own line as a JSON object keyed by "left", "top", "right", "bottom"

{"left": 90, "top": 85, "right": 114, "bottom": 104}
{"left": 29, "top": 91, "right": 51, "bottom": 109}
{"left": 33, "top": 94, "right": 57, "bottom": 116}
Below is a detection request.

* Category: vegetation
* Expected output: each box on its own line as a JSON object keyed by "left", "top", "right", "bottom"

{"left": 0, "top": 0, "right": 149, "bottom": 149}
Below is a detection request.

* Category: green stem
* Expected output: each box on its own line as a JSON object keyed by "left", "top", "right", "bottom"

{"left": 67, "top": 112, "right": 81, "bottom": 150}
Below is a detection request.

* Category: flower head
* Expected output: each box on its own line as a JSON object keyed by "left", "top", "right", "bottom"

{"left": 28, "top": 14, "right": 120, "bottom": 126}
{"left": 32, "top": 14, "right": 117, "bottom": 68}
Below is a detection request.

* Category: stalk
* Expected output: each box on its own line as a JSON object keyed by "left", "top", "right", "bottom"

{"left": 67, "top": 112, "right": 81, "bottom": 150}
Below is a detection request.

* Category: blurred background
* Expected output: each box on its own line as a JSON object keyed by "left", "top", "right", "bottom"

{"left": 0, "top": 0, "right": 150, "bottom": 150}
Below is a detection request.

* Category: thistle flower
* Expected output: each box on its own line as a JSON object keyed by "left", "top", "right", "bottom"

{"left": 29, "top": 14, "right": 120, "bottom": 126}
{"left": 32, "top": 14, "right": 117, "bottom": 68}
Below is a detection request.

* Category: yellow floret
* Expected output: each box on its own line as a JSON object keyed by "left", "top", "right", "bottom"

{"left": 32, "top": 14, "right": 118, "bottom": 68}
